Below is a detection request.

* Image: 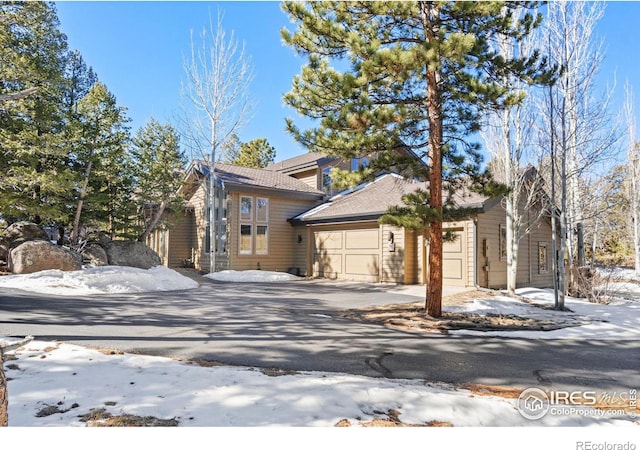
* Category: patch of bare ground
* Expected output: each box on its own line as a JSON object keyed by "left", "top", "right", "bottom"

{"left": 335, "top": 409, "right": 453, "bottom": 427}
{"left": 78, "top": 408, "right": 179, "bottom": 427}
{"left": 338, "top": 289, "right": 566, "bottom": 334}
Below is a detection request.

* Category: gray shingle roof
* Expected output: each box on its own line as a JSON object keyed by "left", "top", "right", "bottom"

{"left": 291, "top": 174, "right": 489, "bottom": 224}
{"left": 187, "top": 160, "right": 325, "bottom": 198}
{"left": 265, "top": 152, "right": 338, "bottom": 173}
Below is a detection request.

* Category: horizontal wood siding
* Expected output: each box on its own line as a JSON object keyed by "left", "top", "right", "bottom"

{"left": 187, "top": 184, "right": 208, "bottom": 272}
{"left": 404, "top": 229, "right": 418, "bottom": 284}
{"left": 476, "top": 200, "right": 554, "bottom": 289}
{"left": 381, "top": 224, "right": 405, "bottom": 283}
{"left": 229, "top": 192, "right": 318, "bottom": 273}
{"left": 292, "top": 169, "right": 319, "bottom": 190}
{"left": 167, "top": 210, "right": 195, "bottom": 268}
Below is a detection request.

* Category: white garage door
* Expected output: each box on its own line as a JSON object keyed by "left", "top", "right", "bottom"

{"left": 442, "top": 228, "right": 467, "bottom": 286}
{"left": 312, "top": 226, "right": 380, "bottom": 282}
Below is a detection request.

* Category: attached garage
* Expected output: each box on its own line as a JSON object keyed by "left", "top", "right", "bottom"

{"left": 312, "top": 224, "right": 381, "bottom": 282}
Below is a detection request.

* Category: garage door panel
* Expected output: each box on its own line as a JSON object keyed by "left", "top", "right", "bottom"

{"left": 345, "top": 254, "right": 379, "bottom": 276}
{"left": 345, "top": 229, "right": 380, "bottom": 250}
{"left": 443, "top": 233, "right": 463, "bottom": 253}
{"left": 313, "top": 252, "right": 342, "bottom": 276}
{"left": 442, "top": 228, "right": 466, "bottom": 286}
{"left": 314, "top": 231, "right": 343, "bottom": 250}
{"left": 443, "top": 258, "right": 463, "bottom": 280}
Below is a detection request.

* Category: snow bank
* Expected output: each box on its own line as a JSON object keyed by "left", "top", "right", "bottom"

{"left": 4, "top": 339, "right": 636, "bottom": 427}
{"left": 0, "top": 265, "right": 199, "bottom": 295}
{"left": 204, "top": 269, "right": 302, "bottom": 283}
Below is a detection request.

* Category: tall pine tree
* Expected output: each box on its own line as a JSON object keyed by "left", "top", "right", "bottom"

{"left": 132, "top": 118, "right": 186, "bottom": 243}
{"left": 0, "top": 1, "right": 74, "bottom": 225}
{"left": 282, "top": 1, "right": 548, "bottom": 317}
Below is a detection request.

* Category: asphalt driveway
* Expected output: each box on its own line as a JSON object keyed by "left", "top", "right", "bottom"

{"left": 1, "top": 276, "right": 639, "bottom": 394}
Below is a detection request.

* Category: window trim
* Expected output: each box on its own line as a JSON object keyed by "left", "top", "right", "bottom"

{"left": 538, "top": 242, "right": 549, "bottom": 274}
{"left": 240, "top": 196, "right": 253, "bottom": 222}
{"left": 256, "top": 225, "right": 269, "bottom": 256}
{"left": 239, "top": 223, "right": 253, "bottom": 255}
{"left": 499, "top": 224, "right": 507, "bottom": 262}
{"left": 256, "top": 197, "right": 269, "bottom": 223}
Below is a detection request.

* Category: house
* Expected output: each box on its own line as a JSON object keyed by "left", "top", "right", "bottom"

{"left": 148, "top": 152, "right": 555, "bottom": 289}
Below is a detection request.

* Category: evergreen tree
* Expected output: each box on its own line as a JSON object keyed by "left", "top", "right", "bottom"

{"left": 132, "top": 118, "right": 187, "bottom": 243}
{"left": 70, "top": 81, "right": 131, "bottom": 243}
{"left": 230, "top": 138, "right": 276, "bottom": 168}
{"left": 282, "top": 1, "right": 548, "bottom": 317}
{"left": 0, "top": 1, "right": 73, "bottom": 225}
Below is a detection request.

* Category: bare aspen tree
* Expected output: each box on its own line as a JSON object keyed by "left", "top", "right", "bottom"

{"left": 543, "top": 1, "right": 619, "bottom": 301}
{"left": 178, "top": 10, "right": 254, "bottom": 273}
{"left": 482, "top": 7, "right": 548, "bottom": 296}
{"left": 624, "top": 81, "right": 640, "bottom": 276}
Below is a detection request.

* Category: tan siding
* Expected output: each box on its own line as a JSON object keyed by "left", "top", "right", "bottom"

{"left": 381, "top": 224, "right": 405, "bottom": 283}
{"left": 476, "top": 200, "right": 555, "bottom": 289}
{"left": 187, "top": 184, "right": 208, "bottom": 271}
{"left": 404, "top": 229, "right": 418, "bottom": 284}
{"left": 166, "top": 210, "right": 195, "bottom": 268}
{"left": 229, "top": 192, "right": 318, "bottom": 273}
{"left": 292, "top": 169, "right": 319, "bottom": 190}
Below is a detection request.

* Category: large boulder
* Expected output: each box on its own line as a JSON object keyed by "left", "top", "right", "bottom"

{"left": 81, "top": 242, "right": 109, "bottom": 267}
{"left": 8, "top": 240, "right": 82, "bottom": 274}
{"left": 0, "top": 222, "right": 49, "bottom": 262}
{"left": 103, "top": 240, "right": 161, "bottom": 269}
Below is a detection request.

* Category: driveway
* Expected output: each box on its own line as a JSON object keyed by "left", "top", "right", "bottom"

{"left": 1, "top": 276, "right": 638, "bottom": 394}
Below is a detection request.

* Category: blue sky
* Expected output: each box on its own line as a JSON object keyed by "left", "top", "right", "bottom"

{"left": 55, "top": 1, "right": 640, "bottom": 164}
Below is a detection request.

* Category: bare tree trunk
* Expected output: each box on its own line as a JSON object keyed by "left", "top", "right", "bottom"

{"left": 0, "top": 86, "right": 37, "bottom": 102}
{"left": 1, "top": 336, "right": 33, "bottom": 427}
{"left": 70, "top": 159, "right": 93, "bottom": 246}
{"left": 0, "top": 351, "right": 6, "bottom": 426}
{"left": 138, "top": 198, "right": 169, "bottom": 244}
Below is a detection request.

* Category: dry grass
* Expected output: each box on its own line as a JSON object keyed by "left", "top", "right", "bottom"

{"left": 338, "top": 289, "right": 566, "bottom": 334}
{"left": 335, "top": 409, "right": 453, "bottom": 427}
{"left": 78, "top": 408, "right": 179, "bottom": 427}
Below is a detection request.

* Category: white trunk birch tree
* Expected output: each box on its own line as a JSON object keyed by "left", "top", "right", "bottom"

{"left": 624, "top": 81, "right": 640, "bottom": 276}
{"left": 482, "top": 8, "right": 548, "bottom": 296}
{"left": 542, "top": 0, "right": 619, "bottom": 303}
{"left": 178, "top": 10, "right": 254, "bottom": 273}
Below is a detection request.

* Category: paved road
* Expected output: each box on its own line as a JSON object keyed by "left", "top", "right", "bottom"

{"left": 1, "top": 278, "right": 638, "bottom": 394}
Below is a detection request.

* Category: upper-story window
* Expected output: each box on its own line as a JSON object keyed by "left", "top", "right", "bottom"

{"left": 351, "top": 156, "right": 370, "bottom": 171}
{"left": 239, "top": 196, "right": 269, "bottom": 255}
{"left": 322, "top": 166, "right": 332, "bottom": 194}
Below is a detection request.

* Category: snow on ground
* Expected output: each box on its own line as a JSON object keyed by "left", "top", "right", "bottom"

{"left": 2, "top": 339, "right": 637, "bottom": 428}
{"left": 0, "top": 265, "right": 199, "bottom": 295}
{"left": 445, "top": 287, "right": 640, "bottom": 340}
{"left": 1, "top": 266, "right": 639, "bottom": 438}
{"left": 204, "top": 269, "right": 303, "bottom": 283}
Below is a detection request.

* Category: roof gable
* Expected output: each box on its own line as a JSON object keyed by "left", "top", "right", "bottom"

{"left": 182, "top": 160, "right": 325, "bottom": 199}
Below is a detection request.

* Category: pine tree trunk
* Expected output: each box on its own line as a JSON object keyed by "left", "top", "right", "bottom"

{"left": 422, "top": 1, "right": 443, "bottom": 318}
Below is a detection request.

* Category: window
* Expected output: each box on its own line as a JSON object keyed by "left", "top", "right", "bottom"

{"left": 240, "top": 196, "right": 253, "bottom": 221}
{"left": 256, "top": 225, "right": 268, "bottom": 255}
{"left": 240, "top": 224, "right": 252, "bottom": 255}
{"left": 538, "top": 243, "right": 549, "bottom": 274}
{"left": 256, "top": 198, "right": 269, "bottom": 222}
{"left": 239, "top": 196, "right": 269, "bottom": 255}
{"left": 322, "top": 166, "right": 332, "bottom": 193}
{"left": 499, "top": 225, "right": 507, "bottom": 261}
{"left": 351, "top": 156, "right": 370, "bottom": 171}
